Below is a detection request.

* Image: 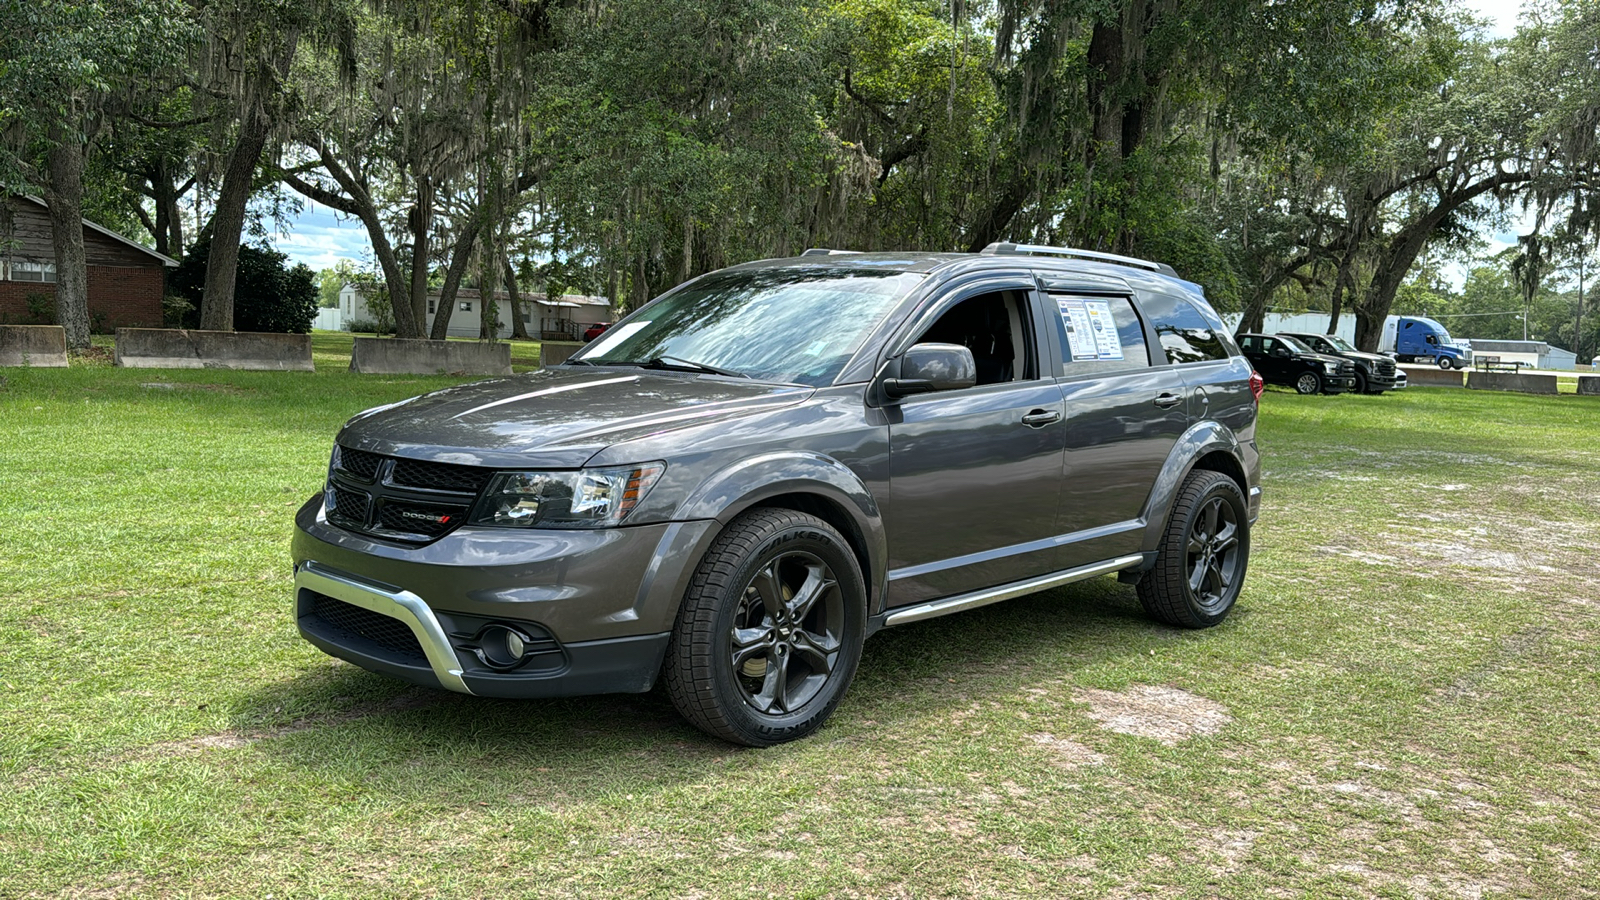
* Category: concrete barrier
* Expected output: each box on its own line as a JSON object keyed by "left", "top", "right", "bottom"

{"left": 349, "top": 337, "right": 512, "bottom": 376}
{"left": 1398, "top": 365, "right": 1464, "bottom": 387}
{"left": 0, "top": 325, "right": 69, "bottom": 367}
{"left": 1466, "top": 371, "right": 1558, "bottom": 394}
{"left": 540, "top": 341, "right": 584, "bottom": 368}
{"left": 1577, "top": 375, "right": 1600, "bottom": 396}
{"left": 114, "top": 328, "right": 314, "bottom": 371}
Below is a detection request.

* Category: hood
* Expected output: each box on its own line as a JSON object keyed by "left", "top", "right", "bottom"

{"left": 337, "top": 367, "right": 814, "bottom": 468}
{"left": 1343, "top": 350, "right": 1390, "bottom": 365}
{"left": 1302, "top": 352, "right": 1348, "bottom": 367}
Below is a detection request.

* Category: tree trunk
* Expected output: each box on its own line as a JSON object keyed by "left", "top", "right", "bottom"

{"left": 504, "top": 255, "right": 529, "bottom": 340}
{"left": 408, "top": 175, "right": 434, "bottom": 332}
{"left": 199, "top": 31, "right": 300, "bottom": 331}
{"left": 431, "top": 217, "right": 484, "bottom": 341}
{"left": 198, "top": 121, "right": 267, "bottom": 331}
{"left": 43, "top": 131, "right": 92, "bottom": 350}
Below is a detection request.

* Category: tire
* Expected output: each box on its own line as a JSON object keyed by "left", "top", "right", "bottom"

{"left": 1437, "top": 356, "right": 1453, "bottom": 370}
{"left": 1137, "top": 470, "right": 1249, "bottom": 629}
{"left": 1294, "top": 371, "right": 1321, "bottom": 394}
{"left": 664, "top": 508, "right": 866, "bottom": 746}
{"left": 1354, "top": 371, "right": 1369, "bottom": 394}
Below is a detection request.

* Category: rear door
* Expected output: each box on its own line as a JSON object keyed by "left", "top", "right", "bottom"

{"left": 1043, "top": 288, "right": 1189, "bottom": 569}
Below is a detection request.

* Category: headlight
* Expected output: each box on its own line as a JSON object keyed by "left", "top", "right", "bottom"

{"left": 471, "top": 463, "right": 665, "bottom": 528}
{"left": 1323, "top": 362, "right": 1339, "bottom": 374}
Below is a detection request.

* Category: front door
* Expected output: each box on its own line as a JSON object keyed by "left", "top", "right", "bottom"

{"left": 884, "top": 283, "right": 1066, "bottom": 607}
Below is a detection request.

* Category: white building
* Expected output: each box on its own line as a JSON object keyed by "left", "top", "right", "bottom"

{"left": 336, "top": 284, "right": 612, "bottom": 340}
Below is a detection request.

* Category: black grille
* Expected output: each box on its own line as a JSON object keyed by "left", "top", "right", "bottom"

{"left": 1377, "top": 360, "right": 1396, "bottom": 377}
{"left": 391, "top": 458, "right": 495, "bottom": 493}
{"left": 338, "top": 447, "right": 382, "bottom": 480}
{"left": 308, "top": 592, "right": 427, "bottom": 663}
{"left": 378, "top": 501, "right": 471, "bottom": 538}
{"left": 326, "top": 486, "right": 371, "bottom": 528}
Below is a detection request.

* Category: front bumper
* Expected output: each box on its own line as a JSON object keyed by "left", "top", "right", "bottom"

{"left": 291, "top": 496, "right": 718, "bottom": 698}
{"left": 1322, "top": 375, "right": 1357, "bottom": 394}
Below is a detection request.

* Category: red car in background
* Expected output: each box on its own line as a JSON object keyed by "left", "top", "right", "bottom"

{"left": 583, "top": 322, "right": 610, "bottom": 342}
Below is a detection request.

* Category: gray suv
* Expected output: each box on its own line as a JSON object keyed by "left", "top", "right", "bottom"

{"left": 292, "top": 244, "right": 1263, "bottom": 745}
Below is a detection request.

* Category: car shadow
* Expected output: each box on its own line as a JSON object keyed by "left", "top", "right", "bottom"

{"left": 232, "top": 576, "right": 1224, "bottom": 801}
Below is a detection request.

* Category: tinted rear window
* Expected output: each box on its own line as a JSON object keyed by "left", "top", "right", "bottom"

{"left": 1140, "top": 293, "right": 1230, "bottom": 364}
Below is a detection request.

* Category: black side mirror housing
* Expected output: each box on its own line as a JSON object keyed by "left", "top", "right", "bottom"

{"left": 883, "top": 342, "right": 978, "bottom": 400}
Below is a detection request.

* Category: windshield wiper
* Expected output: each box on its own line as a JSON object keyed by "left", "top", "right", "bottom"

{"left": 619, "top": 356, "right": 748, "bottom": 378}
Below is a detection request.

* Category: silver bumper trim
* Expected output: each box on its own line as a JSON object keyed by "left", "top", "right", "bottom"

{"left": 884, "top": 554, "right": 1144, "bottom": 627}
{"left": 295, "top": 561, "right": 474, "bottom": 695}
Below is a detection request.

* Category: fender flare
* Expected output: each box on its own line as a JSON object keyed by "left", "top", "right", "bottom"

{"left": 674, "top": 451, "right": 889, "bottom": 612}
{"left": 1136, "top": 422, "right": 1247, "bottom": 559}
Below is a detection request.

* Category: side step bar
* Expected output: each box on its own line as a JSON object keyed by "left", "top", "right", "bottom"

{"left": 883, "top": 555, "right": 1144, "bottom": 627}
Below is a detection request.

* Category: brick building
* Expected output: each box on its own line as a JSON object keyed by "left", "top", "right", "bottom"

{"left": 1, "top": 195, "right": 175, "bottom": 329}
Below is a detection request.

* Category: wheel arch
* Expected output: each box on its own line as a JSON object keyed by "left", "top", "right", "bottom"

{"left": 673, "top": 452, "right": 888, "bottom": 613}
{"left": 1136, "top": 423, "right": 1250, "bottom": 561}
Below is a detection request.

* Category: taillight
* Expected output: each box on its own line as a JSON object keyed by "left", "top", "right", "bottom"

{"left": 1249, "top": 371, "right": 1265, "bottom": 403}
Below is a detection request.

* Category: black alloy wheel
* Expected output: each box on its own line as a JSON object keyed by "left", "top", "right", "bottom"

{"left": 728, "top": 550, "right": 844, "bottom": 715}
{"left": 664, "top": 508, "right": 865, "bottom": 746}
{"left": 1137, "top": 470, "right": 1250, "bottom": 628}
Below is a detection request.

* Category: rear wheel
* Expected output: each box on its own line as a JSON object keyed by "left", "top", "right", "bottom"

{"left": 1137, "top": 470, "right": 1249, "bottom": 628}
{"left": 664, "top": 508, "right": 865, "bottom": 746}
{"left": 1294, "top": 371, "right": 1321, "bottom": 394}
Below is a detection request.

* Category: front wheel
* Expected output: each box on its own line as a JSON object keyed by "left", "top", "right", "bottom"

{"left": 1354, "top": 371, "right": 1369, "bottom": 394}
{"left": 1137, "top": 470, "right": 1249, "bottom": 628}
{"left": 1437, "top": 356, "right": 1454, "bottom": 370}
{"left": 1294, "top": 371, "right": 1322, "bottom": 394}
{"left": 664, "top": 508, "right": 866, "bottom": 746}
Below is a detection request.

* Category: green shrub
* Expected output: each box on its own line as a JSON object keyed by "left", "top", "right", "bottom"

{"left": 168, "top": 236, "right": 319, "bottom": 333}
{"left": 25, "top": 292, "right": 52, "bottom": 324}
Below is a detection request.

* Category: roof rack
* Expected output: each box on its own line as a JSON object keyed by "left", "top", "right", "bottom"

{"left": 800, "top": 248, "right": 862, "bottom": 257}
{"left": 979, "top": 242, "right": 1177, "bottom": 277}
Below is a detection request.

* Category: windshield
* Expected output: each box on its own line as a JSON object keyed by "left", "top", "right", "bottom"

{"left": 576, "top": 269, "right": 923, "bottom": 385}
{"left": 1320, "top": 335, "right": 1356, "bottom": 352}
{"left": 1278, "top": 335, "right": 1314, "bottom": 354}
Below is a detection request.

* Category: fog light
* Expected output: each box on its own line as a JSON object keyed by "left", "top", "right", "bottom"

{"left": 476, "top": 624, "right": 531, "bottom": 670}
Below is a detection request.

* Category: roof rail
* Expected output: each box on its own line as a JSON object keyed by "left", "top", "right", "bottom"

{"left": 800, "top": 248, "right": 862, "bottom": 257}
{"left": 979, "top": 242, "right": 1177, "bottom": 277}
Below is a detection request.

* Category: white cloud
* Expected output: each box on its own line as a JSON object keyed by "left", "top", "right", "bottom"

{"left": 269, "top": 200, "right": 374, "bottom": 271}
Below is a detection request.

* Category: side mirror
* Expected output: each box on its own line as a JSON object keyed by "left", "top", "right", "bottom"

{"left": 883, "top": 343, "right": 977, "bottom": 399}
{"left": 1271, "top": 346, "right": 1290, "bottom": 358}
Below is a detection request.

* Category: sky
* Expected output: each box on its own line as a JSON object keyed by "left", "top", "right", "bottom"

{"left": 266, "top": 1, "right": 1533, "bottom": 287}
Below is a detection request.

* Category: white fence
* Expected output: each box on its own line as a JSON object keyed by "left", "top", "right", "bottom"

{"left": 314, "top": 308, "right": 344, "bottom": 331}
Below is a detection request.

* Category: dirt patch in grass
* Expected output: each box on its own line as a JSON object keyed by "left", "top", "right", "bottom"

{"left": 1072, "top": 685, "right": 1232, "bottom": 745}
{"left": 1027, "top": 733, "right": 1109, "bottom": 768}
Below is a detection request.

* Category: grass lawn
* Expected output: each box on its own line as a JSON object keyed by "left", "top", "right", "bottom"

{"left": 2, "top": 351, "right": 1598, "bottom": 898}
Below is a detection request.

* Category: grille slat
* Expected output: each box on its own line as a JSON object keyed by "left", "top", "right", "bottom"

{"left": 391, "top": 458, "right": 495, "bottom": 493}
{"left": 326, "top": 486, "right": 372, "bottom": 529}
{"left": 308, "top": 593, "right": 427, "bottom": 663}
{"left": 338, "top": 447, "right": 383, "bottom": 480}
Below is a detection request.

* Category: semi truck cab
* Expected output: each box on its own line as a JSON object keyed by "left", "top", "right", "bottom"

{"left": 1383, "top": 316, "right": 1472, "bottom": 370}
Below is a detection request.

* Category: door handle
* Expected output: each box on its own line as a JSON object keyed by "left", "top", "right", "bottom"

{"left": 1154, "top": 393, "right": 1183, "bottom": 409}
{"left": 1021, "top": 409, "right": 1061, "bottom": 427}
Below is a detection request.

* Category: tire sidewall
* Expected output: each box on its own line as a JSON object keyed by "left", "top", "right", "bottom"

{"left": 1295, "top": 371, "right": 1321, "bottom": 394}
{"left": 704, "top": 521, "right": 866, "bottom": 744}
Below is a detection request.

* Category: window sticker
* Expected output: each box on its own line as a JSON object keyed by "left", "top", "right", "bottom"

{"left": 1083, "top": 300, "right": 1124, "bottom": 360}
{"left": 1057, "top": 298, "right": 1100, "bottom": 361}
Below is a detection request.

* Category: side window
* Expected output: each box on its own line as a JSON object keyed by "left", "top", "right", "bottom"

{"left": 1141, "top": 292, "right": 1229, "bottom": 364}
{"left": 1050, "top": 294, "right": 1150, "bottom": 376}
{"left": 1239, "top": 335, "right": 1261, "bottom": 354}
{"left": 913, "top": 289, "right": 1034, "bottom": 386}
